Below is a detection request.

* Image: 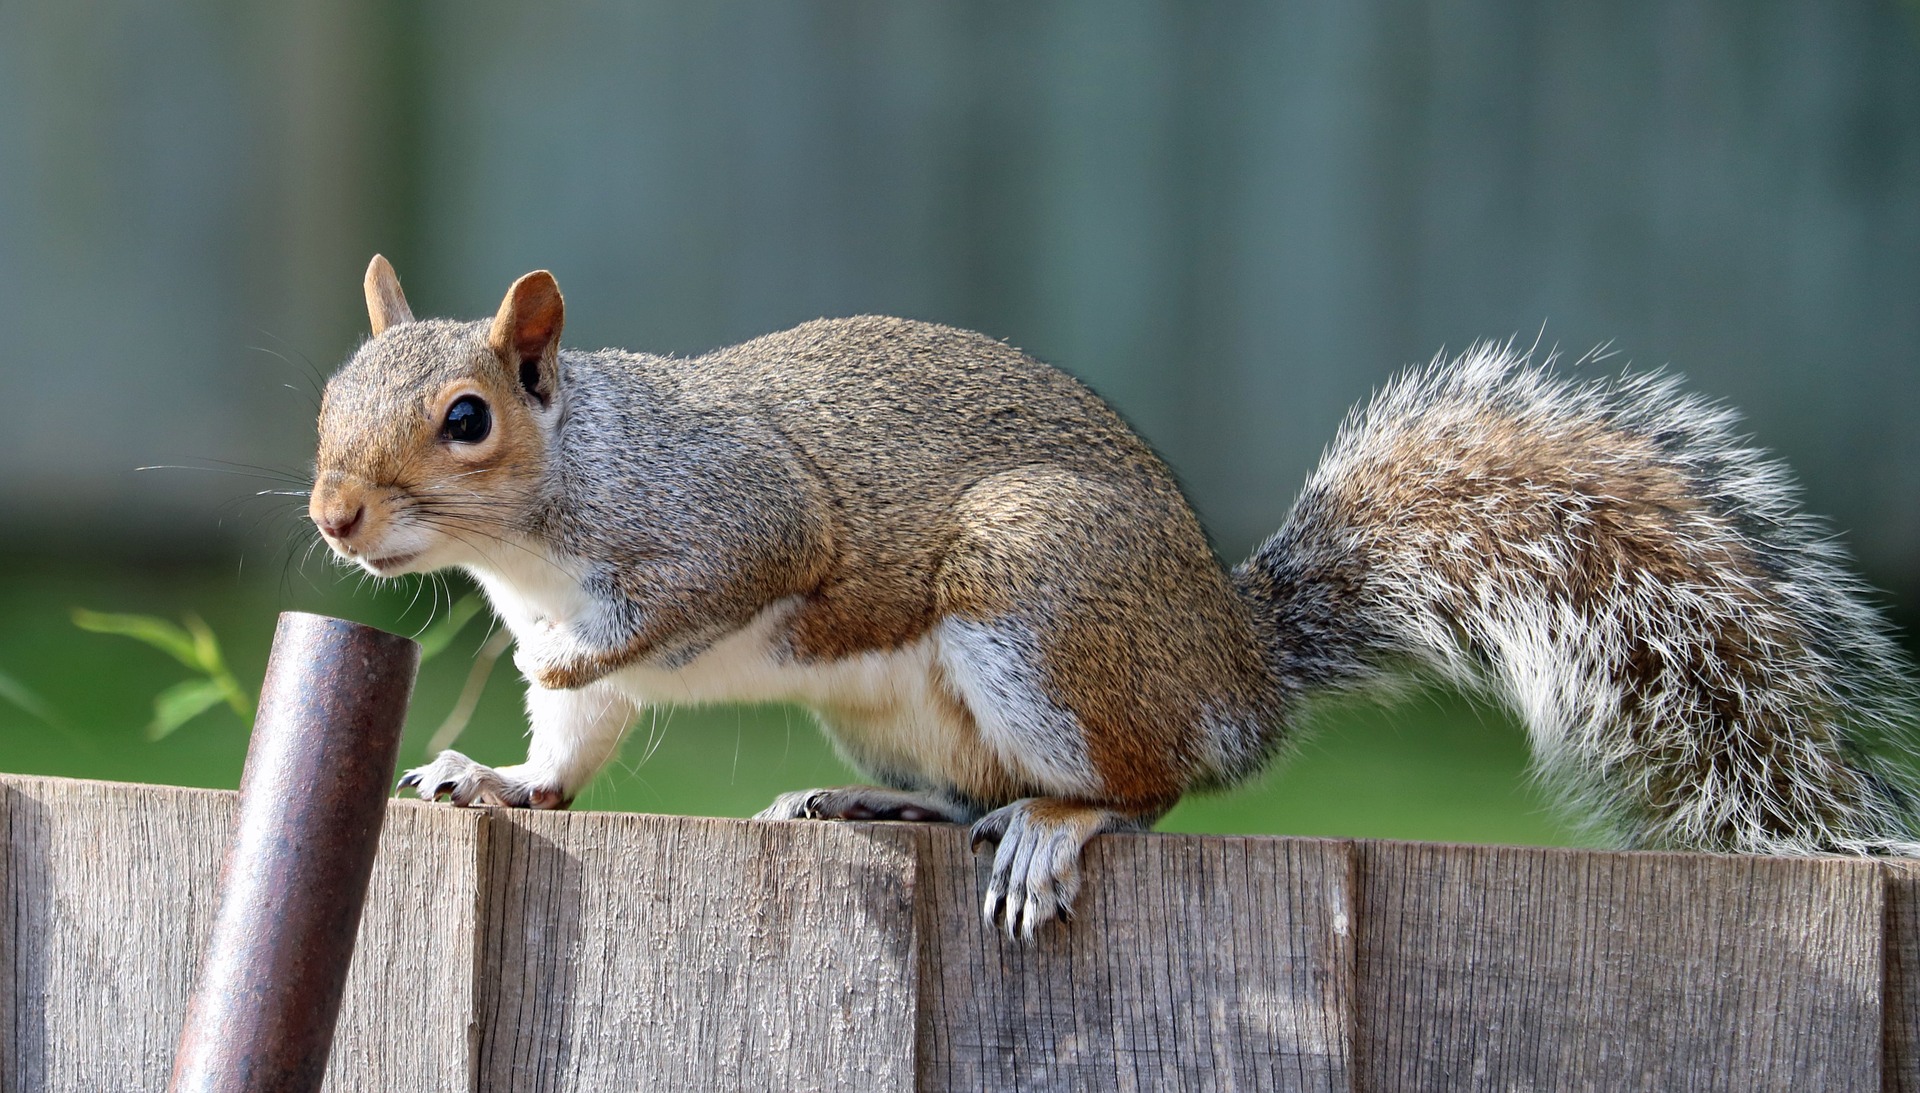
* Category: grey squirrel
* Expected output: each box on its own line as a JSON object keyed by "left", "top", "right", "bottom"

{"left": 311, "top": 255, "right": 1920, "bottom": 939}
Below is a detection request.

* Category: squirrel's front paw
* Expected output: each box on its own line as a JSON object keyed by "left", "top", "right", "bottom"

{"left": 398, "top": 750, "right": 569, "bottom": 809}
{"left": 512, "top": 621, "right": 601, "bottom": 690}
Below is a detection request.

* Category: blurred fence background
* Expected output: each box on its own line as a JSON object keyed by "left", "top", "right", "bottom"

{"left": 1, "top": 0, "right": 1917, "bottom": 835}
{"left": 4, "top": 0, "right": 1918, "bottom": 598}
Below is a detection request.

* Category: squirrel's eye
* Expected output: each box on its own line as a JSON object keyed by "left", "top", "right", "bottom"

{"left": 442, "top": 395, "right": 491, "bottom": 444}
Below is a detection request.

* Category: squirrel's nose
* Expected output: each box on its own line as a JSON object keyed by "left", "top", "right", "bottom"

{"left": 317, "top": 504, "right": 365, "bottom": 542}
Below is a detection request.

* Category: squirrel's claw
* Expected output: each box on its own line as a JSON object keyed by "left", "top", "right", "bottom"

{"left": 754, "top": 788, "right": 831, "bottom": 821}
{"left": 970, "top": 798, "right": 1119, "bottom": 941}
{"left": 754, "top": 785, "right": 963, "bottom": 823}
{"left": 967, "top": 807, "right": 1011, "bottom": 851}
{"left": 400, "top": 749, "right": 501, "bottom": 805}
{"left": 398, "top": 750, "right": 569, "bottom": 809}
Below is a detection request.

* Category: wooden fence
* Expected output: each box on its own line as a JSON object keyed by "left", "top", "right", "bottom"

{"left": 2, "top": 771, "right": 1914, "bottom": 1092}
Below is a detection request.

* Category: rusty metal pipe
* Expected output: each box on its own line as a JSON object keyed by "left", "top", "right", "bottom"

{"left": 170, "top": 612, "right": 419, "bottom": 1093}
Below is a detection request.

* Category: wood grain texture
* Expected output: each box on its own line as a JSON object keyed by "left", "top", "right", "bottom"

{"left": 1, "top": 780, "right": 14, "bottom": 1087}
{"left": 913, "top": 827, "right": 1357, "bottom": 1093}
{"left": 472, "top": 811, "right": 918, "bottom": 1093}
{"left": 0, "top": 776, "right": 486, "bottom": 1093}
{"left": 1355, "top": 841, "right": 1885, "bottom": 1093}
{"left": 321, "top": 800, "right": 486, "bottom": 1093}
{"left": 3, "top": 775, "right": 1910, "bottom": 1090}
{"left": 1, "top": 775, "right": 232, "bottom": 1093}
{"left": 1886, "top": 861, "right": 1920, "bottom": 1093}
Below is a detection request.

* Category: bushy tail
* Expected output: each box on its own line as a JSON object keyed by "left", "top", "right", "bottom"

{"left": 1234, "top": 343, "right": 1920, "bottom": 855}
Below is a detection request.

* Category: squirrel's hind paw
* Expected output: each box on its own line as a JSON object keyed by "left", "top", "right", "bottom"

{"left": 754, "top": 785, "right": 964, "bottom": 824}
{"left": 398, "top": 750, "right": 568, "bottom": 809}
{"left": 971, "top": 799, "right": 1135, "bottom": 942}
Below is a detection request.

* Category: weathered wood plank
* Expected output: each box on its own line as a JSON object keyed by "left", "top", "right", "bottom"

{"left": 1886, "top": 861, "right": 1920, "bottom": 1093}
{"left": 0, "top": 776, "right": 485, "bottom": 1093}
{"left": 4, "top": 774, "right": 1908, "bottom": 1089}
{"left": 1, "top": 779, "right": 15, "bottom": 1088}
{"left": 0, "top": 775, "right": 232, "bottom": 1092}
{"left": 914, "top": 828, "right": 1357, "bottom": 1093}
{"left": 1355, "top": 841, "right": 1885, "bottom": 1092}
{"left": 322, "top": 800, "right": 486, "bottom": 1093}
{"left": 473, "top": 811, "right": 918, "bottom": 1092}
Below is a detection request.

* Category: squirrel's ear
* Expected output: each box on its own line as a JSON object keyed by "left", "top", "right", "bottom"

{"left": 489, "top": 270, "right": 565, "bottom": 408}
{"left": 363, "top": 255, "right": 414, "bottom": 335}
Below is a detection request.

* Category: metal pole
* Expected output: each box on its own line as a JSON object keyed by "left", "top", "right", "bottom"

{"left": 170, "top": 612, "right": 419, "bottom": 1093}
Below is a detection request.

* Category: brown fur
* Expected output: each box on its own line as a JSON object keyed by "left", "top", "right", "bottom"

{"left": 663, "top": 317, "right": 1283, "bottom": 815}
{"left": 1251, "top": 360, "right": 1919, "bottom": 854}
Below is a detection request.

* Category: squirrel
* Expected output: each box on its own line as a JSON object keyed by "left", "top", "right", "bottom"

{"left": 312, "top": 255, "right": 1920, "bottom": 939}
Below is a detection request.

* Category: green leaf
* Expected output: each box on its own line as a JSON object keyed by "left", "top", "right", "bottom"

{"left": 217, "top": 673, "right": 253, "bottom": 719}
{"left": 72, "top": 609, "right": 202, "bottom": 671}
{"left": 415, "top": 595, "right": 487, "bottom": 662}
{"left": 0, "top": 667, "right": 63, "bottom": 728}
{"left": 179, "top": 613, "right": 252, "bottom": 715}
{"left": 183, "top": 613, "right": 225, "bottom": 675}
{"left": 147, "top": 678, "right": 229, "bottom": 740}
{"left": 73, "top": 609, "right": 255, "bottom": 727}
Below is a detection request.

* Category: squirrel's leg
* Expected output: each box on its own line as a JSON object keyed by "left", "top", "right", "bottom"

{"left": 969, "top": 799, "right": 1162, "bottom": 941}
{"left": 400, "top": 682, "right": 634, "bottom": 808}
{"left": 755, "top": 786, "right": 971, "bottom": 824}
{"left": 929, "top": 467, "right": 1244, "bottom": 938}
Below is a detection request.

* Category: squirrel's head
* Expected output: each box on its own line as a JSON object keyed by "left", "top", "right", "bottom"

{"left": 310, "top": 256, "right": 565, "bottom": 576}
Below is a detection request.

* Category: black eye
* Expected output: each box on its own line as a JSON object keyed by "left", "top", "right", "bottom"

{"left": 442, "top": 395, "right": 491, "bottom": 443}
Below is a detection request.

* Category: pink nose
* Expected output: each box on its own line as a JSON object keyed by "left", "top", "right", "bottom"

{"left": 318, "top": 505, "right": 364, "bottom": 541}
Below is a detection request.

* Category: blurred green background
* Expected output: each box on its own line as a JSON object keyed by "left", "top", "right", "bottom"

{"left": 0, "top": 557, "right": 1587, "bottom": 843}
{"left": 4, "top": 1, "right": 1919, "bottom": 844}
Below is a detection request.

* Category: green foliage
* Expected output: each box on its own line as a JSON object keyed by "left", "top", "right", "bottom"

{"left": 64, "top": 594, "right": 499, "bottom": 744}
{"left": 0, "top": 559, "right": 1607, "bottom": 842}
{"left": 72, "top": 609, "right": 252, "bottom": 739}
{"left": 147, "top": 678, "right": 234, "bottom": 739}
{"left": 0, "top": 666, "right": 64, "bottom": 728}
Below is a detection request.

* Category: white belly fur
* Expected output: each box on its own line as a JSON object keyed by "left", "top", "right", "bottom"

{"left": 602, "top": 596, "right": 996, "bottom": 792}
{"left": 465, "top": 539, "right": 1095, "bottom": 797}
